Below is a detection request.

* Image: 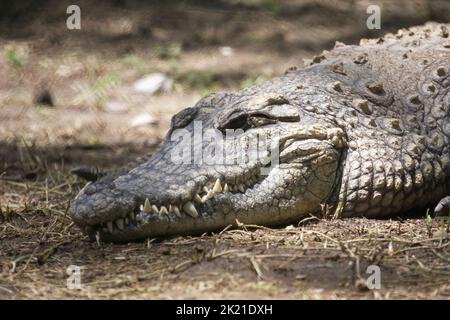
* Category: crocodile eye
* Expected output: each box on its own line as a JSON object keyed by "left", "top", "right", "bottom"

{"left": 219, "top": 112, "right": 276, "bottom": 132}
{"left": 222, "top": 113, "right": 250, "bottom": 130}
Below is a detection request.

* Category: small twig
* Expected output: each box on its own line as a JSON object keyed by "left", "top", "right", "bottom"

{"left": 249, "top": 256, "right": 264, "bottom": 280}
{"left": 429, "top": 248, "right": 450, "bottom": 263}
{"left": 36, "top": 241, "right": 69, "bottom": 265}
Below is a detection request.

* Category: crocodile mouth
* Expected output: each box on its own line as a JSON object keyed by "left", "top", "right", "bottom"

{"left": 85, "top": 169, "right": 266, "bottom": 240}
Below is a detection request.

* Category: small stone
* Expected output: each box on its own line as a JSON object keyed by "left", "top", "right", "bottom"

{"left": 219, "top": 46, "right": 234, "bottom": 57}
{"left": 105, "top": 100, "right": 129, "bottom": 114}
{"left": 132, "top": 73, "right": 173, "bottom": 95}
{"left": 128, "top": 113, "right": 159, "bottom": 128}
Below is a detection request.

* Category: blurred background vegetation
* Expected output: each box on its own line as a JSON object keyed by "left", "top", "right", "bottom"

{"left": 0, "top": 0, "right": 449, "bottom": 146}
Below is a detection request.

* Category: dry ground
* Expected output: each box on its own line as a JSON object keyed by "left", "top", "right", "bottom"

{"left": 0, "top": 0, "right": 449, "bottom": 299}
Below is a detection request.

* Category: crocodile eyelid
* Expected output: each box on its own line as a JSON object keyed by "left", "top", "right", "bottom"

{"left": 170, "top": 107, "right": 198, "bottom": 130}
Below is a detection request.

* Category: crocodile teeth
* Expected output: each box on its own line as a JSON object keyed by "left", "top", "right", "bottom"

{"left": 201, "top": 195, "right": 209, "bottom": 203}
{"left": 160, "top": 206, "right": 169, "bottom": 215}
{"left": 169, "top": 204, "right": 173, "bottom": 213}
{"left": 213, "top": 178, "right": 222, "bottom": 193}
{"left": 223, "top": 183, "right": 229, "bottom": 192}
{"left": 107, "top": 221, "right": 113, "bottom": 233}
{"left": 173, "top": 205, "right": 181, "bottom": 218}
{"left": 129, "top": 212, "right": 135, "bottom": 221}
{"left": 151, "top": 205, "right": 159, "bottom": 214}
{"left": 116, "top": 219, "right": 124, "bottom": 230}
{"left": 207, "top": 189, "right": 214, "bottom": 199}
{"left": 238, "top": 184, "right": 245, "bottom": 192}
{"left": 183, "top": 201, "right": 198, "bottom": 218}
{"left": 194, "top": 194, "right": 203, "bottom": 204}
{"left": 125, "top": 217, "right": 129, "bottom": 224}
{"left": 203, "top": 186, "right": 209, "bottom": 193}
{"left": 143, "top": 198, "right": 152, "bottom": 213}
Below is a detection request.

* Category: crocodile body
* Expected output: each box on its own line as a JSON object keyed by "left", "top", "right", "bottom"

{"left": 70, "top": 23, "right": 450, "bottom": 243}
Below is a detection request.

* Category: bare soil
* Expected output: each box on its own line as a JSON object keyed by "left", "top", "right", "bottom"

{"left": 0, "top": 0, "right": 449, "bottom": 299}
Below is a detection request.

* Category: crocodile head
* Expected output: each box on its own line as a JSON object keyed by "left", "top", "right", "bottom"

{"left": 70, "top": 89, "right": 347, "bottom": 242}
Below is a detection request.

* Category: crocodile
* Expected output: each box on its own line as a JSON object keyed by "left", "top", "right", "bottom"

{"left": 70, "top": 23, "right": 450, "bottom": 243}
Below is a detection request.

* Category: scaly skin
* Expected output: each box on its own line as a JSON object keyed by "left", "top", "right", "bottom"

{"left": 70, "top": 23, "right": 450, "bottom": 243}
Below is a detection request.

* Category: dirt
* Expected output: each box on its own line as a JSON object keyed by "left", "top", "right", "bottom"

{"left": 0, "top": 0, "right": 449, "bottom": 299}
